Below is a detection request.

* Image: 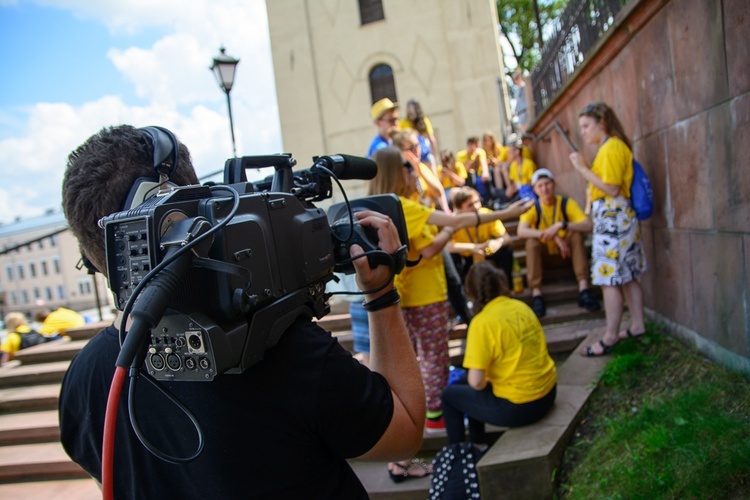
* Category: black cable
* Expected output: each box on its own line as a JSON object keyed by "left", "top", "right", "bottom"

{"left": 127, "top": 368, "right": 205, "bottom": 464}
{"left": 313, "top": 163, "right": 355, "bottom": 243}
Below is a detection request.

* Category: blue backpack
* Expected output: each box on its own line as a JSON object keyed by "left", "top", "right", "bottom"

{"left": 630, "top": 159, "right": 653, "bottom": 220}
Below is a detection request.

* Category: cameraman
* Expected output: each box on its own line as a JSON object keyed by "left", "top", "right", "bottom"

{"left": 59, "top": 125, "right": 425, "bottom": 499}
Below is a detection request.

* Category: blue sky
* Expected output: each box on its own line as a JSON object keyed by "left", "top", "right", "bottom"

{"left": 0, "top": 0, "right": 282, "bottom": 225}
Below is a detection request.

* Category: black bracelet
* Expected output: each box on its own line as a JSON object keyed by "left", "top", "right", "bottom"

{"left": 362, "top": 287, "right": 401, "bottom": 312}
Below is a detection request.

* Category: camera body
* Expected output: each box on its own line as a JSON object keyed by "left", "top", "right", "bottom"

{"left": 102, "top": 153, "right": 405, "bottom": 381}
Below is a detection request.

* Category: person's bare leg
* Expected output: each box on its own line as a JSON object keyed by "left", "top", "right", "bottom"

{"left": 619, "top": 279, "right": 646, "bottom": 338}
{"left": 583, "top": 285, "right": 621, "bottom": 355}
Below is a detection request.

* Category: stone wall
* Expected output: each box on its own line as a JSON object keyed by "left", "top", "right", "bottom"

{"left": 528, "top": 0, "right": 750, "bottom": 373}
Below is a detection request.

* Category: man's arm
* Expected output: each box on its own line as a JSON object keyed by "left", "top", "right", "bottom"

{"left": 351, "top": 211, "right": 425, "bottom": 461}
{"left": 539, "top": 219, "right": 593, "bottom": 241}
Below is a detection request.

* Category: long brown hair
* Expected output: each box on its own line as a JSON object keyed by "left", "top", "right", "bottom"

{"left": 369, "top": 146, "right": 412, "bottom": 198}
{"left": 482, "top": 130, "right": 498, "bottom": 157}
{"left": 407, "top": 99, "right": 428, "bottom": 135}
{"left": 579, "top": 102, "right": 632, "bottom": 150}
{"left": 465, "top": 262, "right": 510, "bottom": 313}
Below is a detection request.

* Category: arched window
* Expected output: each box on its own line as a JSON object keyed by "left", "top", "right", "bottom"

{"left": 359, "top": 0, "right": 384, "bottom": 25}
{"left": 369, "top": 64, "right": 397, "bottom": 105}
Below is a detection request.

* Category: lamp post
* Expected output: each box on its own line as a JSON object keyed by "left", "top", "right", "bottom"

{"left": 210, "top": 46, "right": 240, "bottom": 157}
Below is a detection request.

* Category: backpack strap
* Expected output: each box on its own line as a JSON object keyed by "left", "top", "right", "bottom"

{"left": 534, "top": 199, "right": 541, "bottom": 228}
{"left": 561, "top": 196, "right": 569, "bottom": 223}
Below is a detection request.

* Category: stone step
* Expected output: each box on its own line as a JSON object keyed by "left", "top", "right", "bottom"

{"left": 0, "top": 410, "right": 59, "bottom": 445}
{"left": 0, "top": 361, "right": 70, "bottom": 389}
{"left": 315, "top": 312, "right": 352, "bottom": 331}
{"left": 13, "top": 339, "right": 87, "bottom": 365}
{"left": 350, "top": 425, "right": 507, "bottom": 500}
{"left": 0, "top": 442, "right": 89, "bottom": 482}
{"left": 0, "top": 478, "right": 100, "bottom": 499}
{"left": 64, "top": 322, "right": 109, "bottom": 341}
{"left": 0, "top": 383, "right": 60, "bottom": 413}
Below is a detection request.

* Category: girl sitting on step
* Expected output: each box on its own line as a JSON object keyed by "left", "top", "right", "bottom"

{"left": 440, "top": 262, "right": 557, "bottom": 451}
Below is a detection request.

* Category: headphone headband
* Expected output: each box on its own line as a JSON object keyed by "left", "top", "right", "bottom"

{"left": 139, "top": 126, "right": 178, "bottom": 177}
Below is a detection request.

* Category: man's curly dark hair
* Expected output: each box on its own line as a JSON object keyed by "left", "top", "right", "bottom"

{"left": 62, "top": 125, "right": 199, "bottom": 276}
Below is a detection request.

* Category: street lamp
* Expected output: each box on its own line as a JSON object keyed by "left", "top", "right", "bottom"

{"left": 210, "top": 46, "right": 240, "bottom": 157}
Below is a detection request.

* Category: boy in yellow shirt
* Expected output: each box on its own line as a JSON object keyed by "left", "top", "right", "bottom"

{"left": 516, "top": 169, "right": 601, "bottom": 317}
{"left": 446, "top": 187, "right": 513, "bottom": 283}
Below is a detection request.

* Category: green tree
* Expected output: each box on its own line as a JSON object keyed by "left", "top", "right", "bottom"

{"left": 496, "top": 0, "right": 566, "bottom": 73}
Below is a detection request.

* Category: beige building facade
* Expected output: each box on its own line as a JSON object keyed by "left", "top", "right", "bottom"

{"left": 265, "top": 0, "right": 511, "bottom": 202}
{"left": 0, "top": 211, "right": 114, "bottom": 320}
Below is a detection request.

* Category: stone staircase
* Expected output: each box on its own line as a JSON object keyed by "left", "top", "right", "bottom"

{"left": 0, "top": 222, "right": 608, "bottom": 499}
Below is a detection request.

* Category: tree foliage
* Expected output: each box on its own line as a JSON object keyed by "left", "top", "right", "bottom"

{"left": 496, "top": 0, "right": 567, "bottom": 74}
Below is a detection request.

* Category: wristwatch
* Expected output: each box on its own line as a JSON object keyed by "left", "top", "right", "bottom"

{"left": 561, "top": 221, "right": 569, "bottom": 230}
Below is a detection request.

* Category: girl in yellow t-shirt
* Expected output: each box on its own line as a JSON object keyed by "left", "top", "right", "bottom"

{"left": 370, "top": 147, "right": 532, "bottom": 480}
{"left": 441, "top": 262, "right": 556, "bottom": 449}
{"left": 570, "top": 102, "right": 647, "bottom": 357}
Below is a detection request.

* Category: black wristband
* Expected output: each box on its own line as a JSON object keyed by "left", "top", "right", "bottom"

{"left": 562, "top": 220, "right": 569, "bottom": 230}
{"left": 362, "top": 287, "right": 400, "bottom": 312}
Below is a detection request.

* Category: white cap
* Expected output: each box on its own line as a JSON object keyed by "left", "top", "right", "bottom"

{"left": 532, "top": 168, "right": 554, "bottom": 185}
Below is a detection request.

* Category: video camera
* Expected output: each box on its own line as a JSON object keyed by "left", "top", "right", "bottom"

{"left": 101, "top": 151, "right": 407, "bottom": 382}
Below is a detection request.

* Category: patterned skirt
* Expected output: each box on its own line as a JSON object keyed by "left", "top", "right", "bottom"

{"left": 590, "top": 196, "right": 647, "bottom": 286}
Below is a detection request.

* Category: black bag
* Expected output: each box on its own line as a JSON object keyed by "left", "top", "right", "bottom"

{"left": 428, "top": 442, "right": 482, "bottom": 499}
{"left": 19, "top": 330, "right": 57, "bottom": 350}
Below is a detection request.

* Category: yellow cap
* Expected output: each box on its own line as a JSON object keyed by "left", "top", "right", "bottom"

{"left": 370, "top": 98, "right": 398, "bottom": 121}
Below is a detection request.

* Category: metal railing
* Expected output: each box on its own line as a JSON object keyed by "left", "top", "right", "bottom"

{"left": 530, "top": 0, "right": 628, "bottom": 116}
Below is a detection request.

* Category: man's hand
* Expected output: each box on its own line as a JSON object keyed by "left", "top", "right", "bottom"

{"left": 352, "top": 211, "right": 401, "bottom": 297}
{"left": 485, "top": 238, "right": 503, "bottom": 255}
{"left": 498, "top": 198, "right": 533, "bottom": 219}
{"left": 540, "top": 223, "right": 562, "bottom": 242}
{"left": 554, "top": 235, "right": 571, "bottom": 259}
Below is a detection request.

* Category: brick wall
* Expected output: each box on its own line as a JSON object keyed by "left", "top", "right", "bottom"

{"left": 529, "top": 0, "right": 750, "bottom": 373}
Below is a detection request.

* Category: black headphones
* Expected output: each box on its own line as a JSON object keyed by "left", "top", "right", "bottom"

{"left": 139, "top": 126, "right": 179, "bottom": 177}
{"left": 120, "top": 126, "right": 181, "bottom": 211}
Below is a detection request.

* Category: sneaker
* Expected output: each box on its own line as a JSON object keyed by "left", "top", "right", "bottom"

{"left": 425, "top": 416, "right": 446, "bottom": 434}
{"left": 531, "top": 295, "right": 546, "bottom": 318}
{"left": 578, "top": 289, "right": 601, "bottom": 312}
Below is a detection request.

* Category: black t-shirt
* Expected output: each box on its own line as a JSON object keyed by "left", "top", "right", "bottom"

{"left": 59, "top": 320, "right": 393, "bottom": 499}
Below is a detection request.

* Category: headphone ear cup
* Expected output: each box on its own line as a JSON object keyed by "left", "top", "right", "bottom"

{"left": 79, "top": 252, "right": 100, "bottom": 275}
{"left": 139, "top": 126, "right": 178, "bottom": 176}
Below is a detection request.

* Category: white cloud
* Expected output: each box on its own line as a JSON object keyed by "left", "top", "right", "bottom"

{"left": 0, "top": 0, "right": 282, "bottom": 224}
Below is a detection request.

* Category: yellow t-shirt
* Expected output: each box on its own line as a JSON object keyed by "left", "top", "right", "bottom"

{"left": 456, "top": 148, "right": 489, "bottom": 177}
{"left": 519, "top": 195, "right": 588, "bottom": 254}
{"left": 0, "top": 328, "right": 25, "bottom": 355}
{"left": 486, "top": 143, "right": 508, "bottom": 163}
{"left": 522, "top": 146, "right": 533, "bottom": 160}
{"left": 590, "top": 136, "right": 633, "bottom": 202}
{"left": 395, "top": 197, "right": 447, "bottom": 307}
{"left": 439, "top": 161, "right": 468, "bottom": 189}
{"left": 463, "top": 296, "right": 557, "bottom": 403}
{"left": 451, "top": 207, "right": 506, "bottom": 257}
{"left": 39, "top": 307, "right": 85, "bottom": 335}
{"left": 509, "top": 157, "right": 537, "bottom": 185}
